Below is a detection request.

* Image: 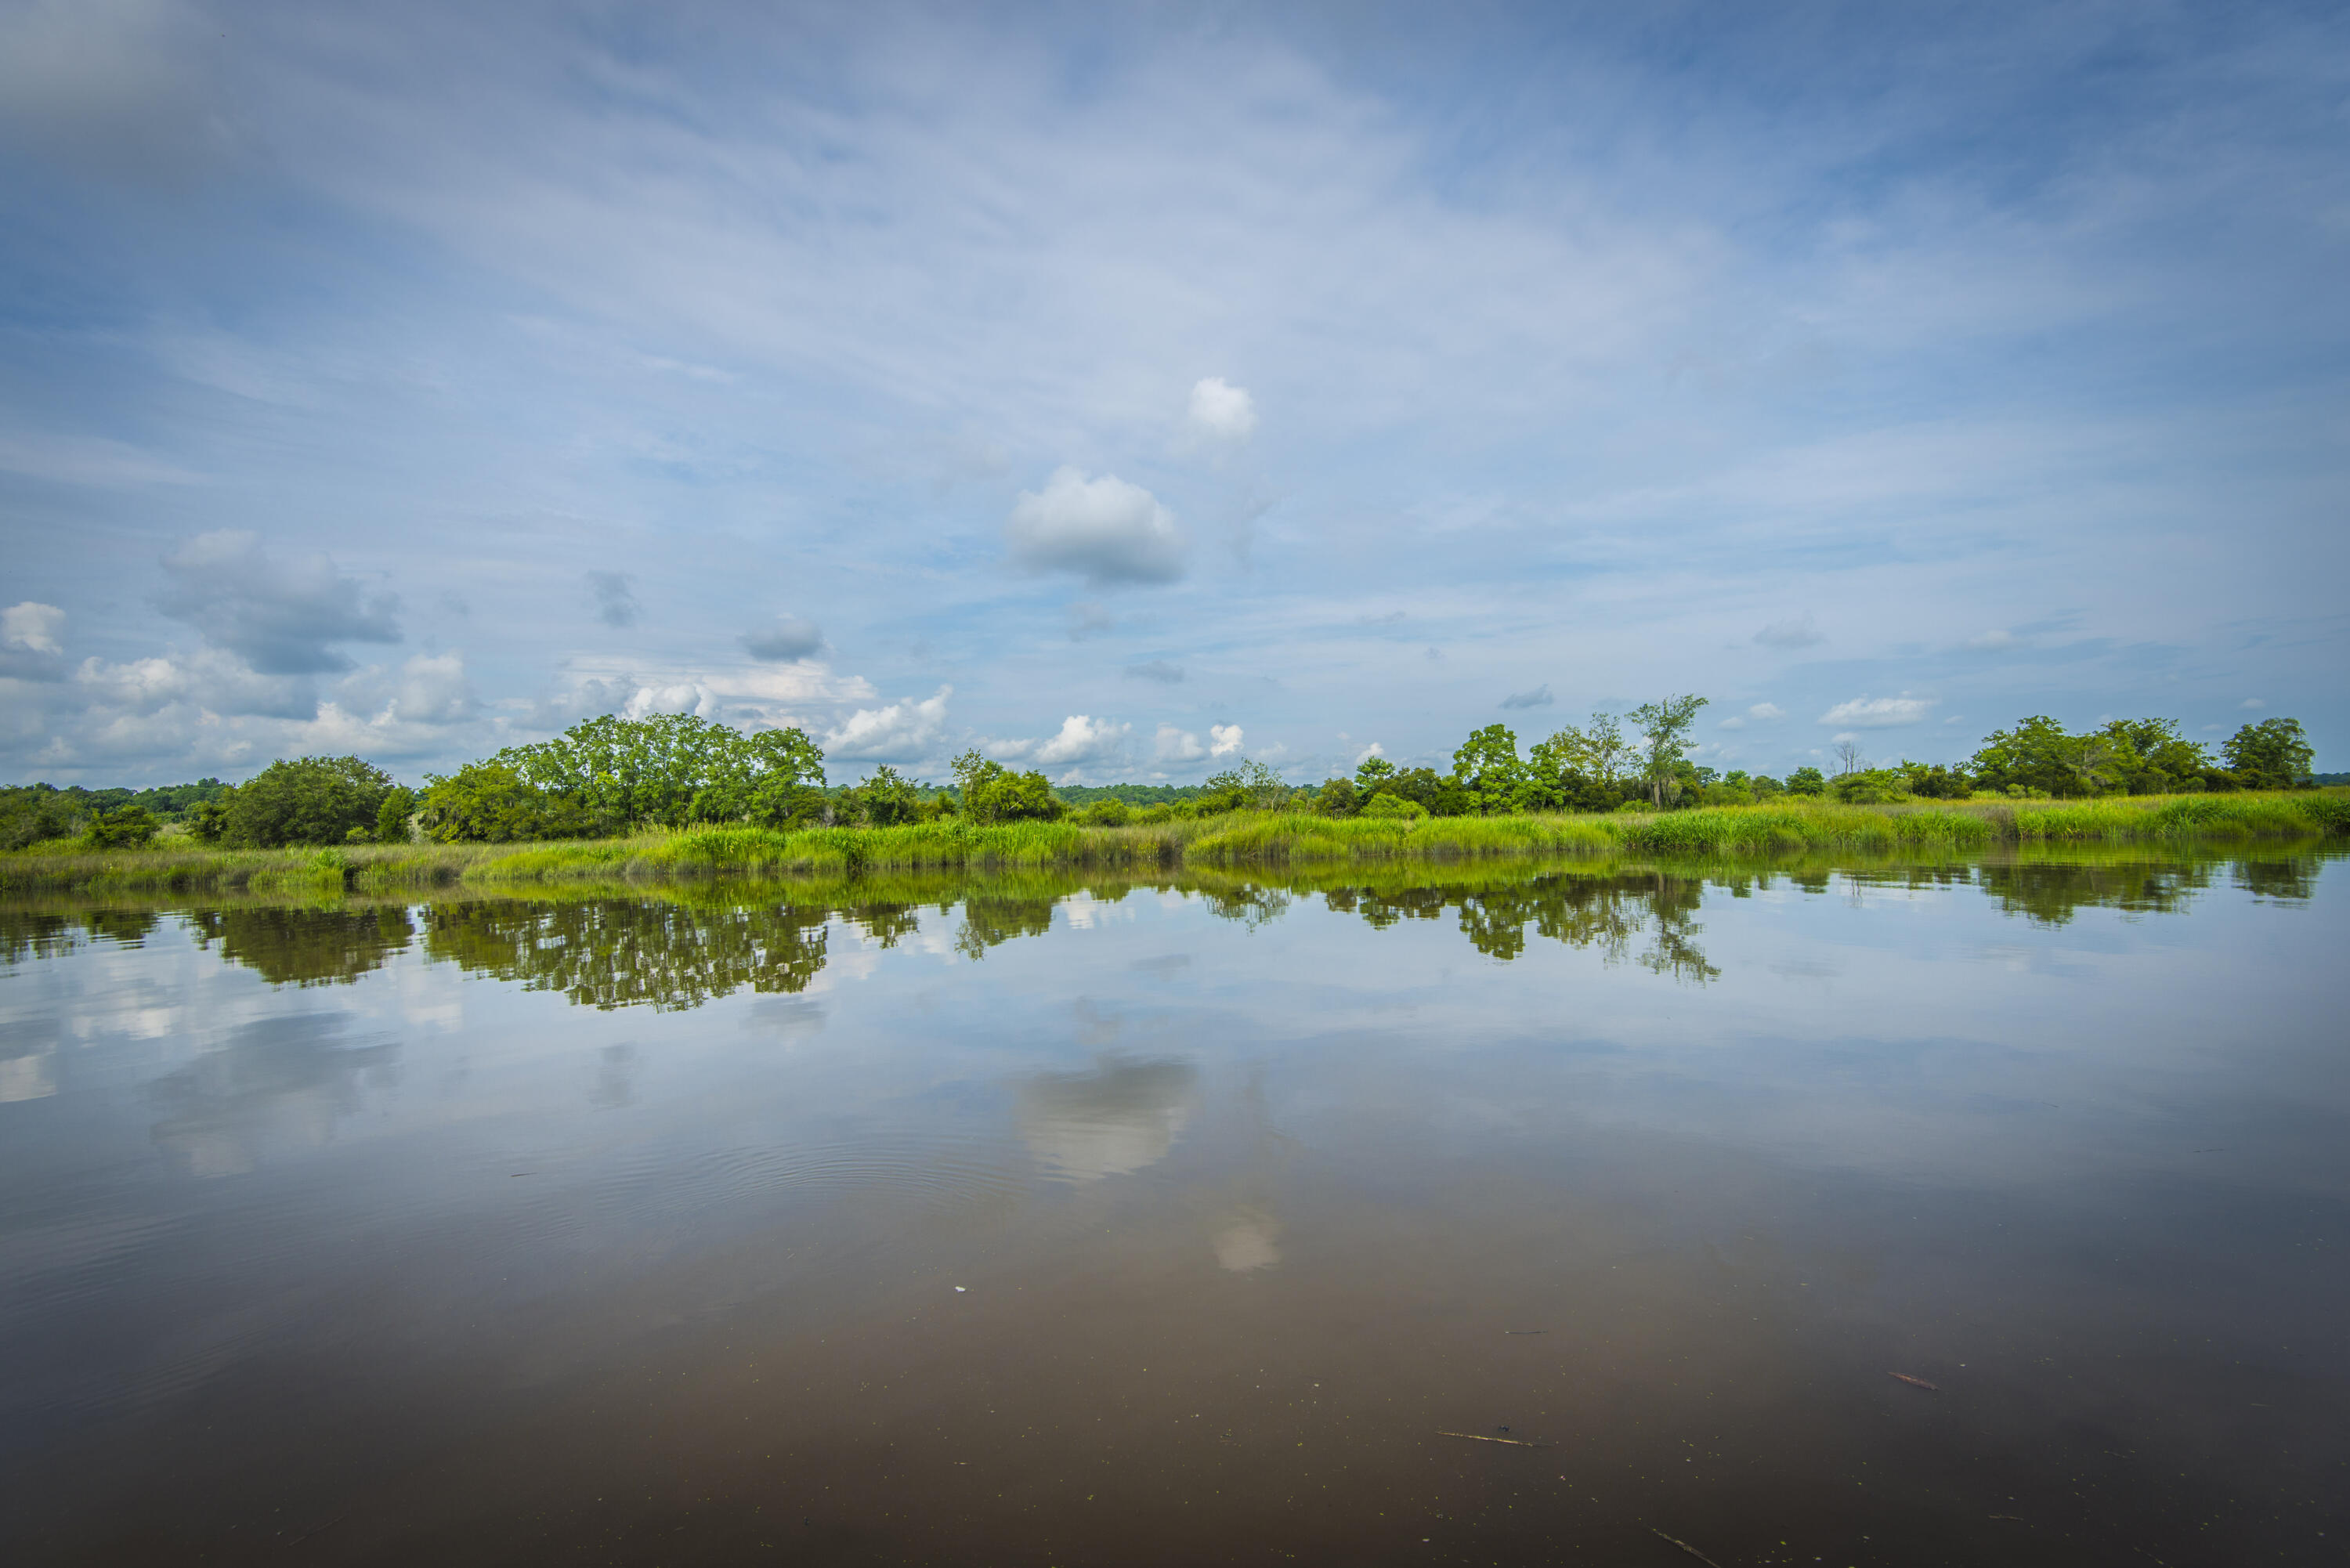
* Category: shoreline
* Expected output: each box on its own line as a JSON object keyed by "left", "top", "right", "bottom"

{"left": 2, "top": 791, "right": 2342, "bottom": 896}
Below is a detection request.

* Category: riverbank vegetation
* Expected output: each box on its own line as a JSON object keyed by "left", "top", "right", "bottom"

{"left": 2, "top": 789, "right": 2340, "bottom": 894}
{"left": 0, "top": 703, "right": 2326, "bottom": 874}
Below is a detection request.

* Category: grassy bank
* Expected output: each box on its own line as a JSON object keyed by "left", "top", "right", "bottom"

{"left": 2, "top": 790, "right": 2341, "bottom": 894}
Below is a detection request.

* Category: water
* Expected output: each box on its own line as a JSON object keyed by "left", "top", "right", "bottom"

{"left": 2, "top": 853, "right": 2344, "bottom": 1566}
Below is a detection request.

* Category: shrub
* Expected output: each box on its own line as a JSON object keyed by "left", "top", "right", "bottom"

{"left": 81, "top": 804, "right": 160, "bottom": 850}
{"left": 1361, "top": 792, "right": 1428, "bottom": 820}
{"left": 224, "top": 757, "right": 395, "bottom": 847}
{"left": 417, "top": 761, "right": 591, "bottom": 843}
{"left": 1083, "top": 797, "right": 1132, "bottom": 827}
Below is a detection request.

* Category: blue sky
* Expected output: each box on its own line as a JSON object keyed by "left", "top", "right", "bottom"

{"left": 2, "top": 0, "right": 2344, "bottom": 786}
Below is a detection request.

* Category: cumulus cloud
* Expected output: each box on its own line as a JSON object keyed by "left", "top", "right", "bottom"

{"left": 1718, "top": 716, "right": 1744, "bottom": 730}
{"left": 1007, "top": 468, "right": 1185, "bottom": 585}
{"left": 1817, "top": 694, "right": 1938, "bottom": 728}
{"left": 825, "top": 686, "right": 951, "bottom": 761}
{"left": 154, "top": 531, "right": 400, "bottom": 674}
{"left": 1753, "top": 614, "right": 1823, "bottom": 650}
{"left": 1154, "top": 724, "right": 1206, "bottom": 763}
{"left": 1499, "top": 683, "right": 1553, "bottom": 710}
{"left": 1209, "top": 723, "right": 1244, "bottom": 757}
{"left": 1030, "top": 714, "right": 1131, "bottom": 767}
{"left": 1354, "top": 742, "right": 1385, "bottom": 765}
{"left": 1185, "top": 377, "right": 1257, "bottom": 443}
{"left": 1124, "top": 660, "right": 1183, "bottom": 684}
{"left": 76, "top": 647, "right": 317, "bottom": 719}
{"left": 588, "top": 571, "right": 640, "bottom": 629}
{"left": 2240, "top": 697, "right": 2266, "bottom": 710}
{"left": 1748, "top": 702, "right": 1786, "bottom": 721}
{"left": 1, "top": 602, "right": 66, "bottom": 681}
{"left": 742, "top": 615, "right": 824, "bottom": 661}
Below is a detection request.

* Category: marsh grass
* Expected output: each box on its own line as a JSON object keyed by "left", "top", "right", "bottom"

{"left": 2, "top": 790, "right": 2339, "bottom": 894}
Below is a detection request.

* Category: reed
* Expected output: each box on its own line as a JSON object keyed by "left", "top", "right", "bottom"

{"left": 2, "top": 790, "right": 2338, "bottom": 893}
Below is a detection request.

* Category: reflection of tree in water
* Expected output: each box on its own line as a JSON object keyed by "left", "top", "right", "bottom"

{"left": 188, "top": 906, "right": 416, "bottom": 987}
{"left": 2235, "top": 858, "right": 2319, "bottom": 902}
{"left": 423, "top": 900, "right": 828, "bottom": 1010}
{"left": 1975, "top": 862, "right": 2217, "bottom": 927}
{"left": 955, "top": 896, "right": 1057, "bottom": 961}
{"left": 149, "top": 1012, "right": 399, "bottom": 1178}
{"left": 1330, "top": 873, "right": 1721, "bottom": 983}
{"left": 1199, "top": 887, "right": 1292, "bottom": 930}
{"left": 1, "top": 908, "right": 161, "bottom": 964}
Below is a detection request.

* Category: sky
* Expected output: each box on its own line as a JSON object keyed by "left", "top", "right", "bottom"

{"left": 2, "top": 0, "right": 2345, "bottom": 788}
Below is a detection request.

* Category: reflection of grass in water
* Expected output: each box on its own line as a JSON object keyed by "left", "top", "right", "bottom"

{"left": 4, "top": 793, "right": 2341, "bottom": 896}
{"left": 5, "top": 844, "right": 2340, "bottom": 1006}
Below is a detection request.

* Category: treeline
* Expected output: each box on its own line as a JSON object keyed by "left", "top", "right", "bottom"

{"left": 0, "top": 701, "right": 2323, "bottom": 853}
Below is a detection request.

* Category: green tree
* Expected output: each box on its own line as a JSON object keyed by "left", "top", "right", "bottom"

{"left": 951, "top": 750, "right": 1063, "bottom": 822}
{"left": 1354, "top": 755, "right": 1397, "bottom": 793}
{"left": 416, "top": 761, "right": 592, "bottom": 842}
{"left": 1313, "top": 776, "right": 1360, "bottom": 816}
{"left": 1452, "top": 724, "right": 1525, "bottom": 813}
{"left": 2224, "top": 717, "right": 2313, "bottom": 788}
{"left": 81, "top": 804, "right": 160, "bottom": 849}
{"left": 222, "top": 757, "right": 394, "bottom": 847}
{"left": 1785, "top": 766, "right": 1827, "bottom": 797}
{"left": 2099, "top": 718, "right": 2210, "bottom": 793}
{"left": 374, "top": 786, "right": 418, "bottom": 844}
{"left": 1968, "top": 716, "right": 2081, "bottom": 797}
{"left": 1627, "top": 695, "right": 1709, "bottom": 807}
{"left": 851, "top": 764, "right": 923, "bottom": 827}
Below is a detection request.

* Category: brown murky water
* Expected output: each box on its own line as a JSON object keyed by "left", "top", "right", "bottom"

{"left": 2, "top": 854, "right": 2345, "bottom": 1565}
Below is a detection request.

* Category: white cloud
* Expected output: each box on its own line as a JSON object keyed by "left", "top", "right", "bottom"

{"left": 1007, "top": 468, "right": 1185, "bottom": 585}
{"left": 1817, "top": 694, "right": 1938, "bottom": 728}
{"left": 1718, "top": 716, "right": 1744, "bottom": 730}
{"left": 1753, "top": 614, "right": 1823, "bottom": 650}
{"left": 1748, "top": 702, "right": 1785, "bottom": 721}
{"left": 2, "top": 602, "right": 64, "bottom": 656}
{"left": 1354, "top": 742, "right": 1384, "bottom": 764}
{"left": 824, "top": 685, "right": 951, "bottom": 761}
{"left": 1, "top": 602, "right": 66, "bottom": 681}
{"left": 75, "top": 648, "right": 316, "bottom": 719}
{"left": 2240, "top": 697, "right": 2265, "bottom": 710}
{"left": 1154, "top": 724, "right": 1206, "bottom": 763}
{"left": 1185, "top": 377, "right": 1257, "bottom": 442}
{"left": 381, "top": 652, "right": 477, "bottom": 724}
{"left": 1032, "top": 714, "right": 1130, "bottom": 767}
{"left": 1209, "top": 723, "right": 1244, "bottom": 757}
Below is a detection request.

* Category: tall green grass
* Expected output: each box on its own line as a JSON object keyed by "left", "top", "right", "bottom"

{"left": 2, "top": 789, "right": 2339, "bottom": 893}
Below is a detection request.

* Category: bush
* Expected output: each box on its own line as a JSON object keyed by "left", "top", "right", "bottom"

{"left": 0, "top": 786, "right": 82, "bottom": 850}
{"left": 81, "top": 804, "right": 160, "bottom": 850}
{"left": 374, "top": 786, "right": 418, "bottom": 844}
{"left": 1360, "top": 792, "right": 1428, "bottom": 820}
{"left": 1833, "top": 768, "right": 1911, "bottom": 805}
{"left": 223, "top": 757, "right": 395, "bottom": 847}
{"left": 1083, "top": 797, "right": 1131, "bottom": 827}
{"left": 1785, "top": 767, "right": 1827, "bottom": 797}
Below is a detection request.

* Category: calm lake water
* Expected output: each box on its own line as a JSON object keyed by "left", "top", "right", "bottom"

{"left": 2, "top": 852, "right": 2345, "bottom": 1566}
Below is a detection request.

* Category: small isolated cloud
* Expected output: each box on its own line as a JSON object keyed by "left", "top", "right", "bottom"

{"left": 1032, "top": 715, "right": 1131, "bottom": 767}
{"left": 1964, "top": 629, "right": 2016, "bottom": 651}
{"left": 1499, "top": 683, "right": 1554, "bottom": 710}
{"left": 588, "top": 571, "right": 639, "bottom": 629}
{"left": 155, "top": 531, "right": 400, "bottom": 674}
{"left": 1067, "top": 602, "right": 1116, "bottom": 640}
{"left": 1007, "top": 468, "right": 1185, "bottom": 585}
{"left": 1748, "top": 703, "right": 1785, "bottom": 721}
{"left": 1754, "top": 614, "right": 1823, "bottom": 650}
{"left": 825, "top": 686, "right": 951, "bottom": 761}
{"left": 1, "top": 602, "right": 65, "bottom": 681}
{"left": 2240, "top": 697, "right": 2266, "bottom": 710}
{"left": 1155, "top": 724, "right": 1206, "bottom": 764}
{"left": 1185, "top": 377, "right": 1257, "bottom": 443}
{"left": 1719, "top": 716, "right": 1744, "bottom": 731}
{"left": 1124, "top": 660, "right": 1183, "bottom": 684}
{"left": 742, "top": 615, "right": 824, "bottom": 662}
{"left": 1818, "top": 694, "right": 1938, "bottom": 728}
{"left": 1209, "top": 723, "right": 1244, "bottom": 757}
